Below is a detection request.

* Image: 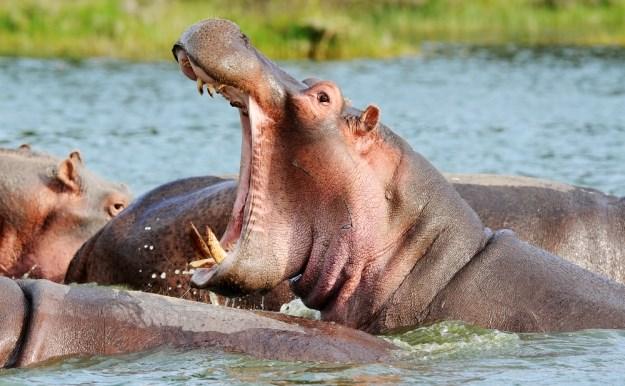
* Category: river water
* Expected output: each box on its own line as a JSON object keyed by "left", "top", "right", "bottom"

{"left": 1, "top": 46, "right": 624, "bottom": 384}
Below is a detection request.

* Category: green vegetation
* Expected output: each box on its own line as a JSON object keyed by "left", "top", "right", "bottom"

{"left": 1, "top": 0, "right": 624, "bottom": 60}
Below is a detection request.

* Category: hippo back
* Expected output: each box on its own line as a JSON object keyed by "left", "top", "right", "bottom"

{"left": 449, "top": 174, "right": 625, "bottom": 283}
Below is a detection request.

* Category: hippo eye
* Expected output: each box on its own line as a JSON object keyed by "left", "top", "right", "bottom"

{"left": 317, "top": 91, "right": 330, "bottom": 104}
{"left": 108, "top": 202, "right": 126, "bottom": 217}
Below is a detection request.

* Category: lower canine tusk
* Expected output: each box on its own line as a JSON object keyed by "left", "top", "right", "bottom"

{"left": 189, "top": 222, "right": 226, "bottom": 264}
{"left": 188, "top": 258, "right": 214, "bottom": 268}
{"left": 205, "top": 226, "right": 226, "bottom": 264}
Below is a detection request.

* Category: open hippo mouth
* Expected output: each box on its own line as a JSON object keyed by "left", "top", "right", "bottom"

{"left": 174, "top": 49, "right": 260, "bottom": 255}
{"left": 172, "top": 19, "right": 308, "bottom": 294}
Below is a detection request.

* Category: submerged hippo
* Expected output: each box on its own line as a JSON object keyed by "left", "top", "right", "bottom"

{"left": 174, "top": 19, "right": 625, "bottom": 334}
{"left": 65, "top": 176, "right": 293, "bottom": 310}
{"left": 0, "top": 277, "right": 393, "bottom": 368}
{"left": 0, "top": 145, "right": 130, "bottom": 282}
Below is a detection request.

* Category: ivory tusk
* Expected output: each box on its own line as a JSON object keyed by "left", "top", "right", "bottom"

{"left": 189, "top": 222, "right": 226, "bottom": 264}
{"left": 188, "top": 258, "right": 215, "bottom": 268}
{"left": 204, "top": 226, "right": 226, "bottom": 264}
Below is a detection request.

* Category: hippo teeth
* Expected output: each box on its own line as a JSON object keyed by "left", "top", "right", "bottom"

{"left": 196, "top": 78, "right": 204, "bottom": 95}
{"left": 196, "top": 78, "right": 217, "bottom": 98}
{"left": 190, "top": 223, "right": 226, "bottom": 264}
{"left": 204, "top": 226, "right": 227, "bottom": 263}
{"left": 198, "top": 79, "right": 249, "bottom": 113}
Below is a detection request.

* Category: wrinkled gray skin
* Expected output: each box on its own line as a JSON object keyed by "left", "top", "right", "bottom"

{"left": 0, "top": 277, "right": 394, "bottom": 368}
{"left": 176, "top": 19, "right": 625, "bottom": 334}
{"left": 0, "top": 145, "right": 130, "bottom": 282}
{"left": 66, "top": 176, "right": 294, "bottom": 310}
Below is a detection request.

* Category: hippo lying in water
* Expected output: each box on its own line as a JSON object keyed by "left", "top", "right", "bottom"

{"left": 0, "top": 277, "right": 393, "bottom": 368}
{"left": 174, "top": 19, "right": 625, "bottom": 334}
{"left": 0, "top": 145, "right": 130, "bottom": 282}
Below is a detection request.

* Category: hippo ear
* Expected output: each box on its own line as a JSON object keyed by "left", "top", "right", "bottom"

{"left": 359, "top": 105, "right": 380, "bottom": 133}
{"left": 302, "top": 77, "right": 321, "bottom": 87}
{"left": 353, "top": 105, "right": 381, "bottom": 154}
{"left": 57, "top": 151, "right": 83, "bottom": 192}
{"left": 69, "top": 150, "right": 83, "bottom": 164}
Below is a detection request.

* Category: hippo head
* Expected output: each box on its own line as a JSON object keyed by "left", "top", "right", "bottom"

{"left": 174, "top": 19, "right": 487, "bottom": 330}
{"left": 46, "top": 150, "right": 131, "bottom": 249}
{"left": 0, "top": 146, "right": 131, "bottom": 282}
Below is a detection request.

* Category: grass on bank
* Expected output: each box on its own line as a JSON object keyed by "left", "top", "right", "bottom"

{"left": 1, "top": 0, "right": 625, "bottom": 61}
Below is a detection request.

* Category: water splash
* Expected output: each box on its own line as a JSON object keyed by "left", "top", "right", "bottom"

{"left": 387, "top": 321, "right": 519, "bottom": 361}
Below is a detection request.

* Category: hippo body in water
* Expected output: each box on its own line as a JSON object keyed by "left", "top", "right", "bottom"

{"left": 0, "top": 277, "right": 393, "bottom": 368}
{"left": 449, "top": 173, "right": 625, "bottom": 283}
{"left": 174, "top": 19, "right": 625, "bottom": 334}
{"left": 65, "top": 175, "right": 293, "bottom": 310}
{"left": 67, "top": 173, "right": 625, "bottom": 297}
{"left": 0, "top": 145, "right": 130, "bottom": 282}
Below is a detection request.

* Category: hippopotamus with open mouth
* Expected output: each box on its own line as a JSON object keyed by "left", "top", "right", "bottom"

{"left": 173, "top": 19, "right": 625, "bottom": 334}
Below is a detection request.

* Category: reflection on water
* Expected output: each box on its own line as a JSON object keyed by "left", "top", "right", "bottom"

{"left": 1, "top": 46, "right": 625, "bottom": 383}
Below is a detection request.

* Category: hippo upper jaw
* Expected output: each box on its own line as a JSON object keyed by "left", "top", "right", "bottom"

{"left": 172, "top": 19, "right": 303, "bottom": 114}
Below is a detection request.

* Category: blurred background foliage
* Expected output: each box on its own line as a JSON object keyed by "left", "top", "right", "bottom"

{"left": 0, "top": 0, "right": 624, "bottom": 60}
